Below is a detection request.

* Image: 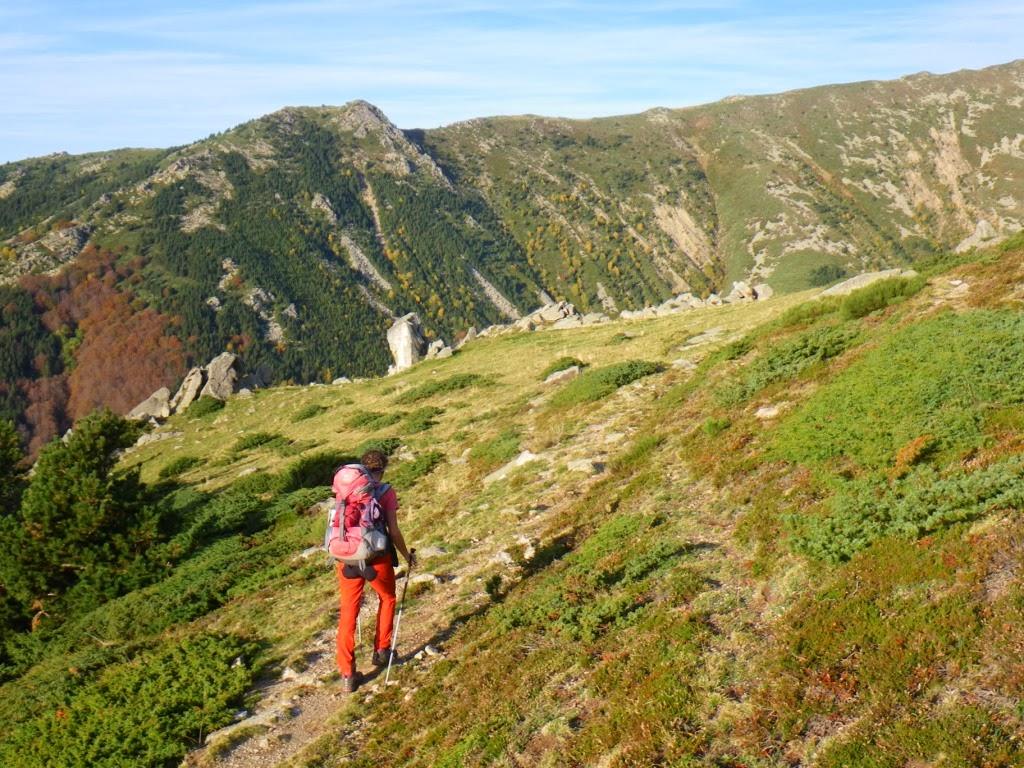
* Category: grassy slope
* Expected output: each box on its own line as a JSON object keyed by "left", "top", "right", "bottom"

{"left": 3, "top": 237, "right": 1024, "bottom": 767}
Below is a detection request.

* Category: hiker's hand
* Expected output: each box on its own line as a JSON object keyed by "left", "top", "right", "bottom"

{"left": 407, "top": 549, "right": 417, "bottom": 568}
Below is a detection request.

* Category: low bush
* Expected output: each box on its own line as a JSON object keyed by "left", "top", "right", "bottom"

{"left": 840, "top": 275, "right": 925, "bottom": 319}
{"left": 539, "top": 356, "right": 587, "bottom": 380}
{"left": 158, "top": 455, "right": 201, "bottom": 479}
{"left": 809, "top": 263, "right": 847, "bottom": 287}
{"left": 187, "top": 397, "right": 225, "bottom": 418}
{"left": 231, "top": 432, "right": 286, "bottom": 453}
{"left": 276, "top": 450, "right": 352, "bottom": 492}
{"left": 550, "top": 360, "right": 664, "bottom": 407}
{"left": 291, "top": 403, "right": 327, "bottom": 422}
{"left": 393, "top": 374, "right": 485, "bottom": 405}
{"left": 773, "top": 298, "right": 840, "bottom": 329}
{"left": 345, "top": 411, "right": 403, "bottom": 430}
{"left": 388, "top": 451, "right": 445, "bottom": 489}
{"left": 469, "top": 429, "right": 521, "bottom": 469}
{"left": 788, "top": 455, "right": 1024, "bottom": 562}
{"left": 702, "top": 417, "right": 731, "bottom": 437}
{"left": 774, "top": 310, "right": 1024, "bottom": 470}
{"left": 401, "top": 406, "right": 444, "bottom": 434}
{"left": 717, "top": 325, "right": 858, "bottom": 406}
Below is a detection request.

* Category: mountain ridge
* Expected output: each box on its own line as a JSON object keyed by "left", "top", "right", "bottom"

{"left": 1, "top": 59, "right": 1022, "bottom": 452}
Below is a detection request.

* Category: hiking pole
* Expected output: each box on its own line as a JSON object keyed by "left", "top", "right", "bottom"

{"left": 384, "top": 549, "right": 415, "bottom": 685}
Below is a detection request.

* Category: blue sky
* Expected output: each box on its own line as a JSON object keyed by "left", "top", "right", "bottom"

{"left": 1, "top": 1, "right": 1022, "bottom": 162}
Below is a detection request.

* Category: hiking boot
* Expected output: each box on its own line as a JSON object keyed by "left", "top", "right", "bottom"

{"left": 340, "top": 673, "right": 359, "bottom": 693}
{"left": 372, "top": 648, "right": 393, "bottom": 667}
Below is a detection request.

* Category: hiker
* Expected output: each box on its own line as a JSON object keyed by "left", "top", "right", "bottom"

{"left": 335, "top": 449, "right": 414, "bottom": 693}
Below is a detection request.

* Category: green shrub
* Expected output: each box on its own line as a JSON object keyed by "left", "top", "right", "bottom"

{"left": 702, "top": 417, "right": 731, "bottom": 437}
{"left": 355, "top": 436, "right": 401, "bottom": 459}
{"left": 292, "top": 403, "right": 327, "bottom": 422}
{"left": 610, "top": 434, "right": 665, "bottom": 473}
{"left": 231, "top": 432, "right": 286, "bottom": 453}
{"left": 808, "top": 263, "right": 847, "bottom": 287}
{"left": 788, "top": 455, "right": 1024, "bottom": 562}
{"left": 157, "top": 455, "right": 201, "bottom": 479}
{"left": 187, "top": 396, "right": 225, "bottom": 418}
{"left": 550, "top": 360, "right": 665, "bottom": 407}
{"left": 401, "top": 406, "right": 444, "bottom": 434}
{"left": 773, "top": 298, "right": 840, "bottom": 329}
{"left": 840, "top": 275, "right": 925, "bottom": 319}
{"left": 345, "top": 411, "right": 403, "bottom": 430}
{"left": 276, "top": 450, "right": 352, "bottom": 492}
{"left": 717, "top": 325, "right": 858, "bottom": 406}
{"left": 0, "top": 632, "right": 258, "bottom": 768}
{"left": 394, "top": 374, "right": 485, "bottom": 405}
{"left": 539, "top": 356, "right": 587, "bottom": 380}
{"left": 774, "top": 311, "right": 1024, "bottom": 470}
{"left": 469, "top": 429, "right": 521, "bottom": 468}
{"left": 389, "top": 451, "right": 445, "bottom": 489}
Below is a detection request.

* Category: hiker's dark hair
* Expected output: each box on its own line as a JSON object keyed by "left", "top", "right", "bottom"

{"left": 361, "top": 449, "right": 388, "bottom": 473}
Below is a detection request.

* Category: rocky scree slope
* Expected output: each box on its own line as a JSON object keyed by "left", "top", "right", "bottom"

{"left": 2, "top": 235, "right": 1023, "bottom": 767}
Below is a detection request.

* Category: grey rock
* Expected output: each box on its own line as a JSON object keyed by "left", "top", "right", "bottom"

{"left": 386, "top": 313, "right": 428, "bottom": 372}
{"left": 543, "top": 365, "right": 580, "bottom": 385}
{"left": 417, "top": 545, "right": 448, "bottom": 558}
{"left": 531, "top": 301, "right": 576, "bottom": 324}
{"left": 200, "top": 352, "right": 241, "bottom": 400}
{"left": 484, "top": 450, "right": 540, "bottom": 485}
{"left": 435, "top": 347, "right": 453, "bottom": 359}
{"left": 170, "top": 367, "right": 204, "bottom": 413}
{"left": 332, "top": 376, "right": 352, "bottom": 385}
{"left": 580, "top": 312, "right": 610, "bottom": 325}
{"left": 549, "top": 316, "right": 583, "bottom": 330}
{"left": 566, "top": 458, "right": 605, "bottom": 475}
{"left": 753, "top": 283, "right": 774, "bottom": 301}
{"left": 425, "top": 339, "right": 447, "bottom": 359}
{"left": 514, "top": 316, "right": 536, "bottom": 331}
{"left": 128, "top": 387, "right": 171, "bottom": 421}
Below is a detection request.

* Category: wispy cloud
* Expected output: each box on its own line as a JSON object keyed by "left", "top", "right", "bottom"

{"left": 1, "top": 0, "right": 1022, "bottom": 161}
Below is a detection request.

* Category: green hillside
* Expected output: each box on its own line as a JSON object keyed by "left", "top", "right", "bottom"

{"left": 2, "top": 62, "right": 1023, "bottom": 453}
{"left": 1, "top": 234, "right": 1022, "bottom": 767}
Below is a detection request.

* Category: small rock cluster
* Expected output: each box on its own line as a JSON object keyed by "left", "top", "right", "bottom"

{"left": 127, "top": 351, "right": 268, "bottom": 424}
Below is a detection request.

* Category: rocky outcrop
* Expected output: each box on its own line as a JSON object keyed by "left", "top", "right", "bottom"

{"left": 425, "top": 339, "right": 454, "bottom": 360}
{"left": 200, "top": 352, "right": 242, "bottom": 400}
{"left": 170, "top": 367, "right": 204, "bottom": 413}
{"left": 128, "top": 387, "right": 171, "bottom": 420}
{"left": 387, "top": 313, "right": 428, "bottom": 373}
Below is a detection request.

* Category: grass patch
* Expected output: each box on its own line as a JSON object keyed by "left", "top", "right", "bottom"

{"left": 702, "top": 417, "right": 731, "bottom": 437}
{"left": 549, "top": 360, "right": 664, "bottom": 408}
{"left": 393, "top": 374, "right": 486, "bottom": 405}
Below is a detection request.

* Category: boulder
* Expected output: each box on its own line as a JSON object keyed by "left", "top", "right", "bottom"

{"left": 200, "top": 352, "right": 241, "bottom": 400}
{"left": 425, "top": 339, "right": 447, "bottom": 359}
{"left": 543, "top": 365, "right": 580, "bottom": 385}
{"left": 386, "top": 313, "right": 428, "bottom": 372}
{"left": 566, "top": 458, "right": 605, "bottom": 475}
{"left": 706, "top": 293, "right": 723, "bottom": 306}
{"left": 820, "top": 269, "right": 918, "bottom": 297}
{"left": 550, "top": 316, "right": 583, "bottom": 330}
{"left": 455, "top": 327, "right": 477, "bottom": 349}
{"left": 484, "top": 450, "right": 540, "bottom": 485}
{"left": 514, "top": 317, "right": 536, "bottom": 332}
{"left": 753, "top": 283, "right": 774, "bottom": 301}
{"left": 332, "top": 376, "right": 352, "bottom": 385}
{"left": 580, "top": 312, "right": 610, "bottom": 325}
{"left": 725, "top": 281, "right": 757, "bottom": 302}
{"left": 170, "top": 367, "right": 205, "bottom": 413}
{"left": 128, "top": 387, "right": 171, "bottom": 421}
{"left": 531, "top": 301, "right": 576, "bottom": 325}
{"left": 435, "top": 347, "right": 453, "bottom": 359}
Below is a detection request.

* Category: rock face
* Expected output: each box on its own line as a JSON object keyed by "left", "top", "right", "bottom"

{"left": 387, "top": 313, "right": 428, "bottom": 372}
{"left": 200, "top": 352, "right": 241, "bottom": 400}
{"left": 128, "top": 387, "right": 171, "bottom": 420}
{"left": 820, "top": 269, "right": 919, "bottom": 297}
{"left": 170, "top": 367, "right": 205, "bottom": 413}
{"left": 544, "top": 366, "right": 581, "bottom": 385}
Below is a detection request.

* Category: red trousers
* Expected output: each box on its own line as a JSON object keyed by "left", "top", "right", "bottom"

{"left": 336, "top": 558, "right": 396, "bottom": 677}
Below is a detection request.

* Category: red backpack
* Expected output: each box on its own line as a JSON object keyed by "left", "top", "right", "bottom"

{"left": 323, "top": 464, "right": 391, "bottom": 566}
